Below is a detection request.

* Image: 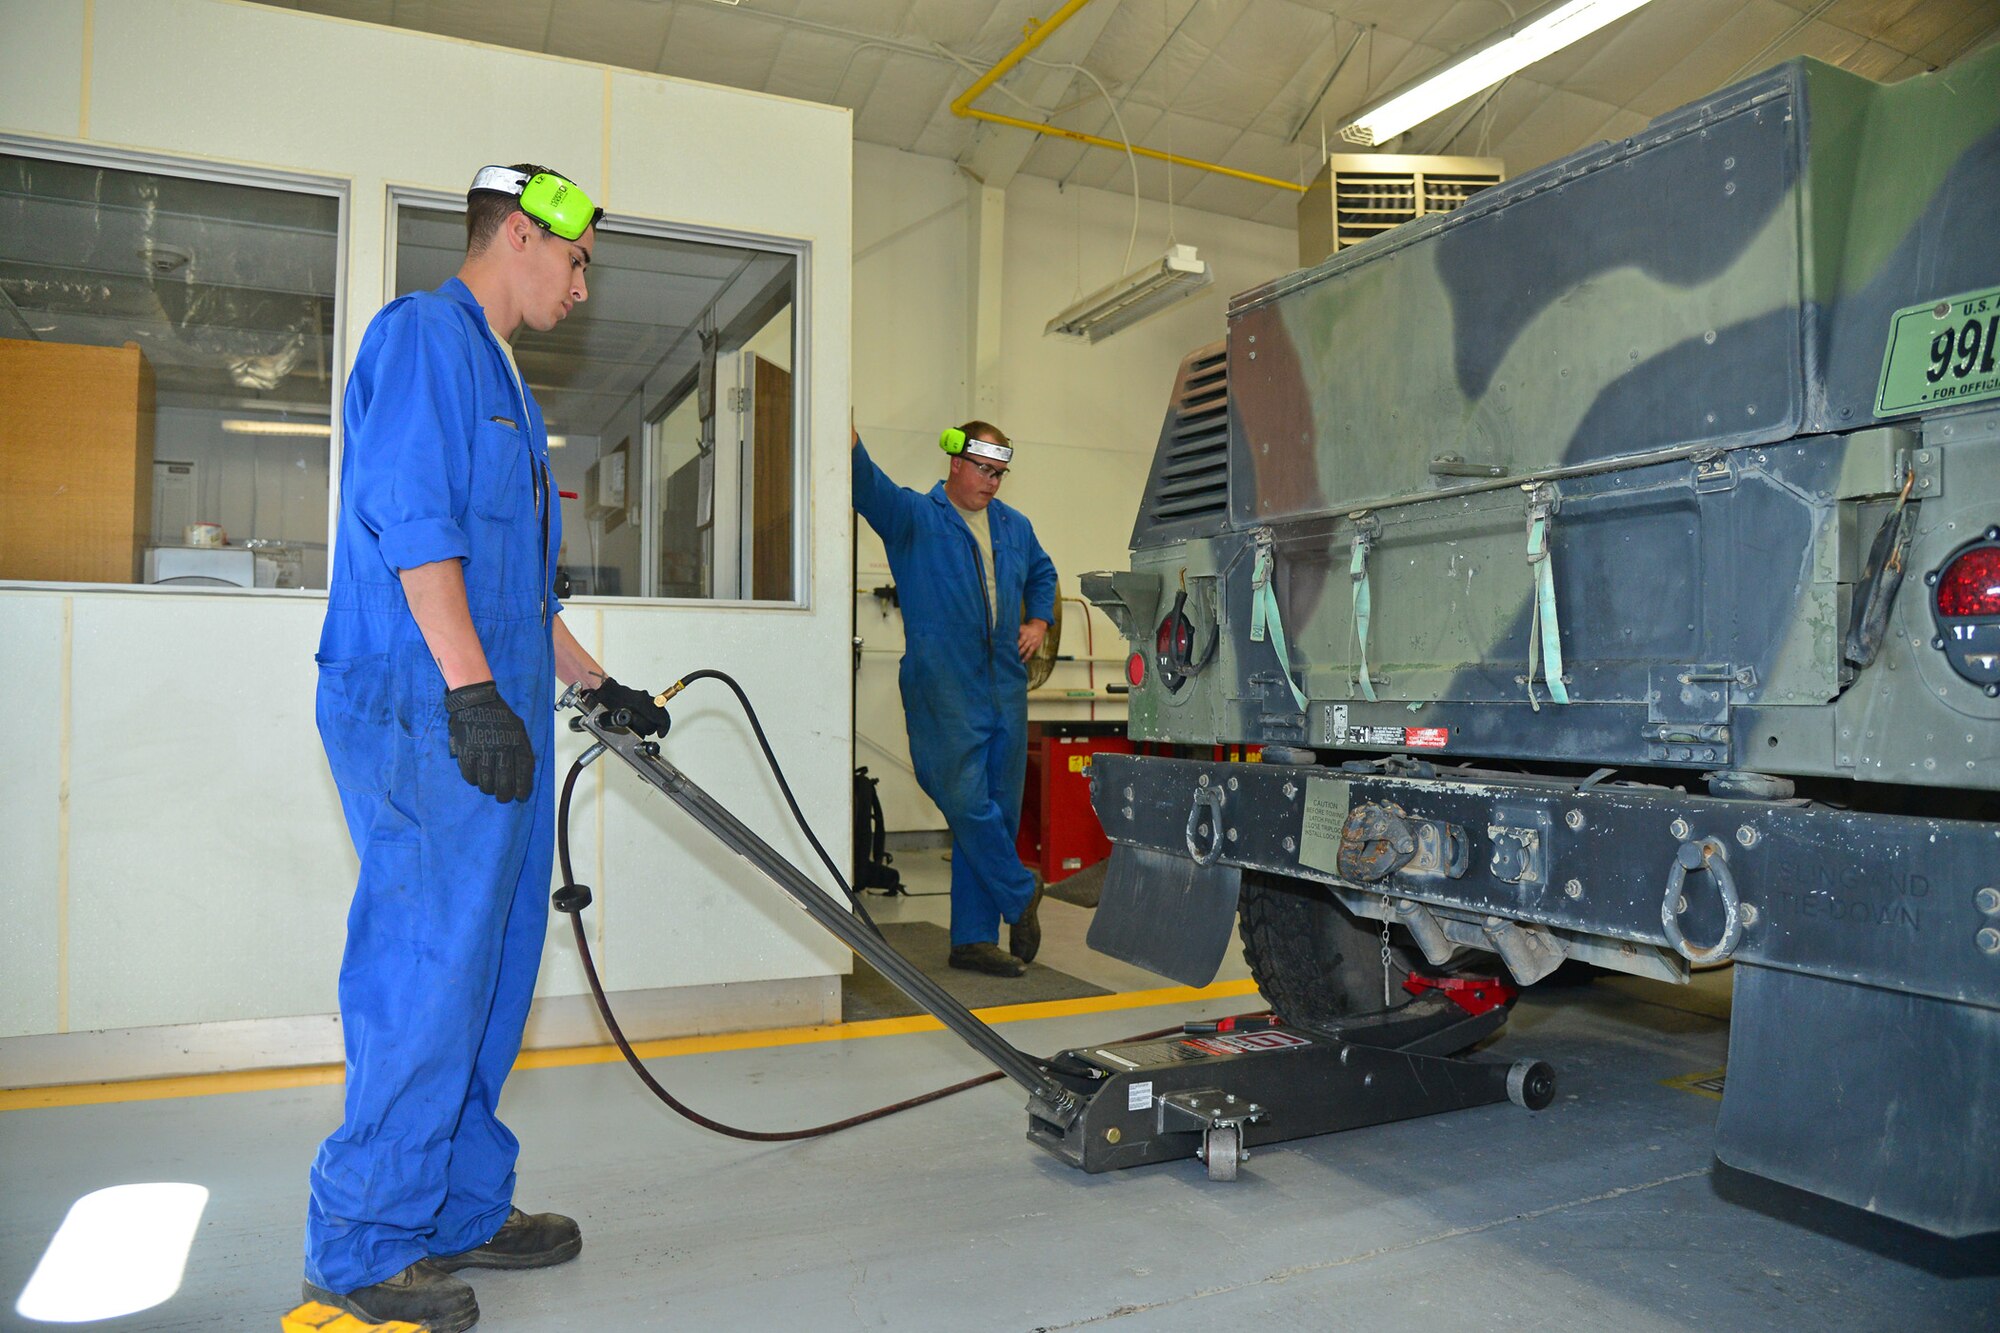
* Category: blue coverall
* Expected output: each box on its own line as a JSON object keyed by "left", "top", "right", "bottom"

{"left": 853, "top": 439, "right": 1058, "bottom": 947}
{"left": 306, "top": 276, "right": 561, "bottom": 1292}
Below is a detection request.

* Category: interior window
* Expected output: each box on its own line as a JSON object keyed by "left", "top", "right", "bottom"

{"left": 392, "top": 204, "right": 800, "bottom": 603}
{"left": 0, "top": 150, "right": 341, "bottom": 589}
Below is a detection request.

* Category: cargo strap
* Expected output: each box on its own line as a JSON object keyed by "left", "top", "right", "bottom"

{"left": 1349, "top": 532, "right": 1378, "bottom": 703}
{"left": 1525, "top": 493, "right": 1569, "bottom": 708}
{"left": 1249, "top": 537, "right": 1309, "bottom": 712}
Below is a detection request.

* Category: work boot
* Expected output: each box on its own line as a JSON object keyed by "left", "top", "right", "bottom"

{"left": 949, "top": 942, "right": 1027, "bottom": 977}
{"left": 1009, "top": 880, "right": 1045, "bottom": 964}
{"left": 301, "top": 1260, "right": 478, "bottom": 1333}
{"left": 434, "top": 1207, "right": 583, "bottom": 1272}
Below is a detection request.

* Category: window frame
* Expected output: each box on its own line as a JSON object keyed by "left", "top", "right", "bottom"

{"left": 0, "top": 133, "right": 349, "bottom": 598}
{"left": 382, "top": 185, "right": 813, "bottom": 611}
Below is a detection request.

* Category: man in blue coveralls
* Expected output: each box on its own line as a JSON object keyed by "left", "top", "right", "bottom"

{"left": 303, "top": 165, "right": 668, "bottom": 1331}
{"left": 853, "top": 421, "right": 1057, "bottom": 978}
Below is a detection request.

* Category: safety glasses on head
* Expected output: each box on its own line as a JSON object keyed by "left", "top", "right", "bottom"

{"left": 939, "top": 427, "right": 1014, "bottom": 466}
{"left": 469, "top": 165, "right": 604, "bottom": 242}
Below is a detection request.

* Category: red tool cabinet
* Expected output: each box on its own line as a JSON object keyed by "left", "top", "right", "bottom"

{"left": 1015, "top": 727, "right": 1261, "bottom": 883}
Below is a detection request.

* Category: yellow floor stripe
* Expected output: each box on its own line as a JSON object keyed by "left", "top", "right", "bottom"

{"left": 0, "top": 978, "right": 1263, "bottom": 1114}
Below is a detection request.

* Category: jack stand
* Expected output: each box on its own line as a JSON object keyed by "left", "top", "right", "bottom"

{"left": 1030, "top": 996, "right": 1554, "bottom": 1179}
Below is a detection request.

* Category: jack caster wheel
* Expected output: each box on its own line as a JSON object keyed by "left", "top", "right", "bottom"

{"left": 1201, "top": 1125, "right": 1243, "bottom": 1181}
{"left": 1507, "top": 1059, "right": 1556, "bottom": 1110}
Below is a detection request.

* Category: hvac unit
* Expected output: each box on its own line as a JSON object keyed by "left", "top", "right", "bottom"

{"left": 1296, "top": 153, "right": 1505, "bottom": 267}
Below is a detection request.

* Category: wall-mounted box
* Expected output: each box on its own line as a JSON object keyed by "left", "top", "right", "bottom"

{"left": 1297, "top": 153, "right": 1505, "bottom": 267}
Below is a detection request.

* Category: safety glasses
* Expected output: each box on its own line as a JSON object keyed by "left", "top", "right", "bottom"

{"left": 965, "top": 458, "right": 1008, "bottom": 482}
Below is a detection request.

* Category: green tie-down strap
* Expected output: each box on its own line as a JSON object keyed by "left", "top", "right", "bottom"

{"left": 1250, "top": 541, "right": 1310, "bottom": 712}
{"left": 1349, "top": 536, "right": 1377, "bottom": 703}
{"left": 1525, "top": 512, "right": 1570, "bottom": 707}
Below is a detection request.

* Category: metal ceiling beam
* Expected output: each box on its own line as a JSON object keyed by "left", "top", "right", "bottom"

{"left": 949, "top": 0, "right": 1305, "bottom": 194}
{"left": 958, "top": 0, "right": 1126, "bottom": 190}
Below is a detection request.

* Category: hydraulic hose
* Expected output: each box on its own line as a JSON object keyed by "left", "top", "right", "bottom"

{"left": 557, "top": 670, "right": 1226, "bottom": 1142}
{"left": 552, "top": 696, "right": 1000, "bottom": 1144}
{"left": 612, "top": 668, "right": 886, "bottom": 939}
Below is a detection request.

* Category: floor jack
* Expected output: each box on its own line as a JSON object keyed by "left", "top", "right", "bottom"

{"left": 283, "top": 691, "right": 1554, "bottom": 1329}
{"left": 561, "top": 687, "right": 1556, "bottom": 1181}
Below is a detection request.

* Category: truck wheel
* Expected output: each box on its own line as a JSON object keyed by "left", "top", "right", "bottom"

{"left": 1237, "top": 870, "right": 1420, "bottom": 1025}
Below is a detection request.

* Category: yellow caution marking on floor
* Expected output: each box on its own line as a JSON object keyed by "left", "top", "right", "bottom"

{"left": 1, "top": 1064, "right": 345, "bottom": 1112}
{"left": 281, "top": 1300, "right": 428, "bottom": 1332}
{"left": 1662, "top": 1066, "right": 1727, "bottom": 1100}
{"left": 3, "top": 978, "right": 1264, "bottom": 1113}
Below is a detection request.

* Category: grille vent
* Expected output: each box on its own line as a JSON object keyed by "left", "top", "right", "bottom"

{"left": 1298, "top": 153, "right": 1504, "bottom": 266}
{"left": 1132, "top": 344, "right": 1231, "bottom": 545}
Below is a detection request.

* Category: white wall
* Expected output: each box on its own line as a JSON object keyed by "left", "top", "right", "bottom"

{"left": 849, "top": 144, "right": 1297, "bottom": 830}
{"left": 0, "top": 0, "right": 852, "bottom": 1040}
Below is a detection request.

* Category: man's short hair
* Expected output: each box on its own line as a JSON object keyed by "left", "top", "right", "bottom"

{"left": 466, "top": 162, "right": 550, "bottom": 255}
{"left": 957, "top": 420, "right": 1010, "bottom": 449}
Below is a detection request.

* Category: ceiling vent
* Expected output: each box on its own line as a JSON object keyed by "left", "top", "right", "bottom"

{"left": 1297, "top": 153, "right": 1505, "bottom": 267}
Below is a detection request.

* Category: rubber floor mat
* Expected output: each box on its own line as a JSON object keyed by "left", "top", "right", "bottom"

{"left": 842, "top": 921, "right": 1109, "bottom": 1022}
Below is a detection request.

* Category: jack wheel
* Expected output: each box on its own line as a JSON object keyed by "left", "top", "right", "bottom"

{"left": 1201, "top": 1125, "right": 1242, "bottom": 1181}
{"left": 1508, "top": 1059, "right": 1556, "bottom": 1110}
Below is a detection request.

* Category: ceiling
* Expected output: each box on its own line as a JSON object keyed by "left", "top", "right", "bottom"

{"left": 252, "top": 0, "right": 2000, "bottom": 227}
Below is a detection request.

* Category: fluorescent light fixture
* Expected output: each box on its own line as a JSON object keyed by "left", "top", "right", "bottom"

{"left": 220, "top": 419, "right": 331, "bottom": 438}
{"left": 15, "top": 1183, "right": 209, "bottom": 1322}
{"left": 546, "top": 434, "right": 567, "bottom": 448}
{"left": 1341, "top": 0, "right": 1656, "bottom": 146}
{"left": 1046, "top": 244, "right": 1214, "bottom": 344}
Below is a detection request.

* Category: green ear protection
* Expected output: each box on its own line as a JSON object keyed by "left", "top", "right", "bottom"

{"left": 940, "top": 427, "right": 1015, "bottom": 465}
{"left": 470, "top": 166, "right": 604, "bottom": 242}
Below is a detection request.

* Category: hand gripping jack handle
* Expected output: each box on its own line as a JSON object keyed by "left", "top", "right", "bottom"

{"left": 555, "top": 683, "right": 1084, "bottom": 1133}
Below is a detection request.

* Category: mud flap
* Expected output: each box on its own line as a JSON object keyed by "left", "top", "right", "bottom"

{"left": 1084, "top": 844, "right": 1242, "bottom": 987}
{"left": 1715, "top": 963, "right": 2000, "bottom": 1237}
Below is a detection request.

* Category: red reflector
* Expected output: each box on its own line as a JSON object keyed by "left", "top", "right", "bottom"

{"left": 1936, "top": 546, "right": 2000, "bottom": 618}
{"left": 1126, "top": 651, "right": 1146, "bottom": 686}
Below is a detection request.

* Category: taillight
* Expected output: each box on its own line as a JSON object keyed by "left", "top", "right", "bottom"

{"left": 1927, "top": 529, "right": 2000, "bottom": 696}
{"left": 1154, "top": 592, "right": 1199, "bottom": 692}
{"left": 1935, "top": 545, "right": 2000, "bottom": 618}
{"left": 1126, "top": 651, "right": 1146, "bottom": 687}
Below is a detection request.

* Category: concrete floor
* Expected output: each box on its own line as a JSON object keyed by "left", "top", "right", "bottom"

{"left": 4, "top": 851, "right": 1997, "bottom": 1330}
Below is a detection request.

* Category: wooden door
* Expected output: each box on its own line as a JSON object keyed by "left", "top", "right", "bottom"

{"left": 748, "top": 354, "right": 793, "bottom": 601}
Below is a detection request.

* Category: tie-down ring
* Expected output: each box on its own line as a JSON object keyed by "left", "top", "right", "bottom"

{"left": 1661, "top": 836, "right": 1743, "bottom": 964}
{"left": 1185, "top": 785, "right": 1227, "bottom": 866}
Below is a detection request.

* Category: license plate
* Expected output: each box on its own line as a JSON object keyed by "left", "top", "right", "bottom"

{"left": 1875, "top": 285, "right": 2000, "bottom": 417}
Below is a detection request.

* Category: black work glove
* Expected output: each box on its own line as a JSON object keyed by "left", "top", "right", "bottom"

{"left": 585, "top": 676, "right": 671, "bottom": 737}
{"left": 445, "top": 680, "right": 536, "bottom": 803}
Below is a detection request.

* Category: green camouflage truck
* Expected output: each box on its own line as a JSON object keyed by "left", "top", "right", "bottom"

{"left": 1083, "top": 47, "right": 2000, "bottom": 1236}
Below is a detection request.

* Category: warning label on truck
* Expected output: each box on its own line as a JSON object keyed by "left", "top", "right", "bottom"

{"left": 1298, "top": 776, "right": 1351, "bottom": 877}
{"left": 1341, "top": 724, "right": 1450, "bottom": 749}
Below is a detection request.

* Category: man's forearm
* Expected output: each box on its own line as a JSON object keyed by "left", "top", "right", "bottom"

{"left": 399, "top": 559, "right": 491, "bottom": 690}
{"left": 552, "top": 614, "right": 606, "bottom": 689}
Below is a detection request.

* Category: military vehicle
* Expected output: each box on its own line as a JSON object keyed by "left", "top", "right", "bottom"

{"left": 1082, "top": 47, "right": 2000, "bottom": 1237}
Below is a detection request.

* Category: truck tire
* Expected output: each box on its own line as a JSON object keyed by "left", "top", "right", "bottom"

{"left": 1237, "top": 870, "right": 1418, "bottom": 1025}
